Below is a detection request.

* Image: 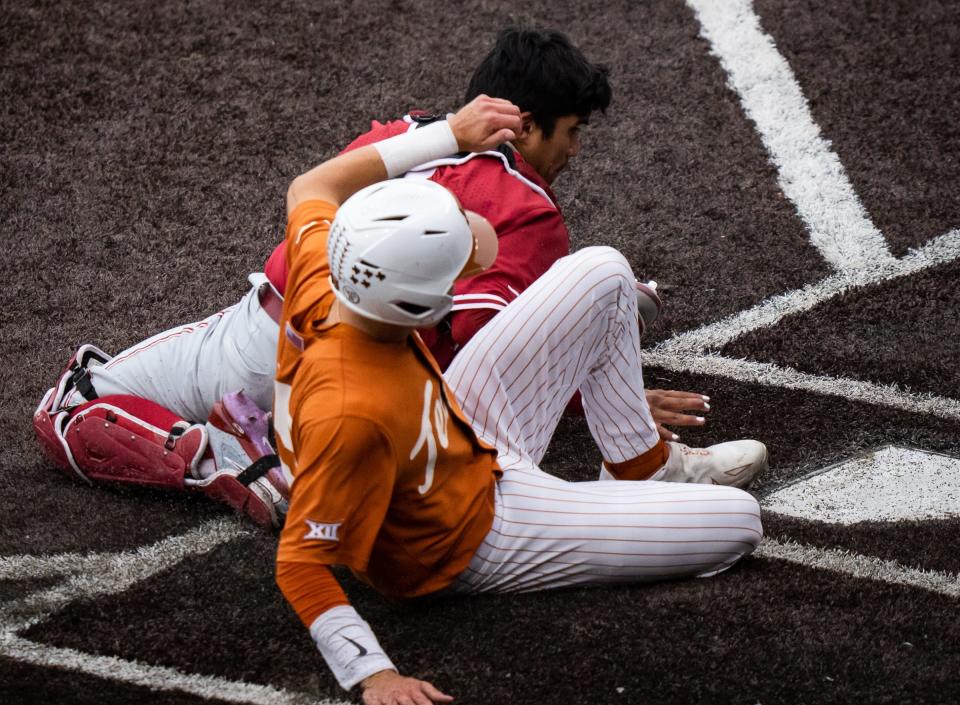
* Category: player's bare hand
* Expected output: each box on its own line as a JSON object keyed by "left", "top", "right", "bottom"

{"left": 448, "top": 94, "right": 522, "bottom": 152}
{"left": 361, "top": 670, "right": 454, "bottom": 705}
{"left": 646, "top": 389, "right": 710, "bottom": 441}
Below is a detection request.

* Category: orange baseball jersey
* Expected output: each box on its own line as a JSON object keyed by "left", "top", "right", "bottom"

{"left": 274, "top": 200, "right": 501, "bottom": 605}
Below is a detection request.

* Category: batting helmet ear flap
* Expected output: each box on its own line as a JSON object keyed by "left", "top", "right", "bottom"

{"left": 458, "top": 210, "right": 498, "bottom": 279}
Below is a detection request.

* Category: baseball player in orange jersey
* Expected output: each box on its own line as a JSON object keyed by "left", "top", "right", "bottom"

{"left": 273, "top": 96, "right": 766, "bottom": 705}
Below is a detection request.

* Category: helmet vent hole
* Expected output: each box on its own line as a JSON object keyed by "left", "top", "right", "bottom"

{"left": 374, "top": 215, "right": 408, "bottom": 222}
{"left": 393, "top": 301, "right": 431, "bottom": 316}
{"left": 423, "top": 230, "right": 446, "bottom": 236}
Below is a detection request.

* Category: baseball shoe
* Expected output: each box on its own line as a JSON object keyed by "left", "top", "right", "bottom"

{"left": 657, "top": 440, "right": 767, "bottom": 488}
{"left": 599, "top": 440, "right": 767, "bottom": 488}
{"left": 187, "top": 391, "right": 289, "bottom": 528}
{"left": 635, "top": 280, "right": 662, "bottom": 336}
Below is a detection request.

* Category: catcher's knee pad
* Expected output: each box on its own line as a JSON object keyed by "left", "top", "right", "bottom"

{"left": 34, "top": 343, "right": 114, "bottom": 479}
{"left": 40, "top": 395, "right": 207, "bottom": 490}
{"left": 189, "top": 391, "right": 289, "bottom": 528}
{"left": 49, "top": 343, "right": 112, "bottom": 409}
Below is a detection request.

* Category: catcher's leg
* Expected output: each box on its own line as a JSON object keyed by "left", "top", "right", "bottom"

{"left": 60, "top": 273, "right": 280, "bottom": 422}
{"left": 34, "top": 387, "right": 288, "bottom": 527}
{"left": 192, "top": 390, "right": 290, "bottom": 527}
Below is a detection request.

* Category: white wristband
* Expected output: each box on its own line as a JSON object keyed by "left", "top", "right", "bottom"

{"left": 309, "top": 605, "right": 397, "bottom": 690}
{"left": 373, "top": 120, "right": 460, "bottom": 177}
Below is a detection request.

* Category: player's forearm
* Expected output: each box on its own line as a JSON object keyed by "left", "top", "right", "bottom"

{"left": 286, "top": 120, "right": 459, "bottom": 214}
{"left": 275, "top": 560, "right": 350, "bottom": 626}
{"left": 286, "top": 95, "right": 521, "bottom": 215}
{"left": 276, "top": 560, "right": 396, "bottom": 690}
{"left": 286, "top": 144, "right": 389, "bottom": 215}
{"left": 309, "top": 604, "right": 397, "bottom": 690}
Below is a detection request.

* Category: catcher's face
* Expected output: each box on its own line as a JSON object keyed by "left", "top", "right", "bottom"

{"left": 516, "top": 113, "right": 585, "bottom": 185}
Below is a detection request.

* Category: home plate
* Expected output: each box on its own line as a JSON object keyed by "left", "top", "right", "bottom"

{"left": 763, "top": 446, "right": 960, "bottom": 524}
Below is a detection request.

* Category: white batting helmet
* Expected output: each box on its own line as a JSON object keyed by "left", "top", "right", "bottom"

{"left": 328, "top": 179, "right": 491, "bottom": 328}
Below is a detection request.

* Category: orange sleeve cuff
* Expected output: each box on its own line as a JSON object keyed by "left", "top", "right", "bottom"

{"left": 276, "top": 561, "right": 350, "bottom": 627}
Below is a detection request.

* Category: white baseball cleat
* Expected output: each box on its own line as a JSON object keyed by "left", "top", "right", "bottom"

{"left": 657, "top": 440, "right": 767, "bottom": 488}
{"left": 599, "top": 440, "right": 768, "bottom": 488}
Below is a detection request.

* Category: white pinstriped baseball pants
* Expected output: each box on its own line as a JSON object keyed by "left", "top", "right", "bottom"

{"left": 444, "top": 247, "right": 763, "bottom": 594}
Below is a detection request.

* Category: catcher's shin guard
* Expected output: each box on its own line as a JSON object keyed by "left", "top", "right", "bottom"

{"left": 34, "top": 347, "right": 288, "bottom": 526}
{"left": 188, "top": 391, "right": 289, "bottom": 528}
{"left": 36, "top": 394, "right": 206, "bottom": 490}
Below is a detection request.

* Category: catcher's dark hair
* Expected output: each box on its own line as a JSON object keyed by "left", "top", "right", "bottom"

{"left": 465, "top": 27, "right": 611, "bottom": 137}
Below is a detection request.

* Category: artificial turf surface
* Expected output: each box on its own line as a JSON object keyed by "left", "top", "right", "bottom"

{"left": 2, "top": 0, "right": 958, "bottom": 703}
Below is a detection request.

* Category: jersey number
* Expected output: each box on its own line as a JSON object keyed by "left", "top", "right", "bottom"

{"left": 410, "top": 379, "right": 449, "bottom": 495}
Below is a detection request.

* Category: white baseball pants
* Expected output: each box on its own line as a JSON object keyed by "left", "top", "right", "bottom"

{"left": 444, "top": 247, "right": 763, "bottom": 594}
{"left": 64, "top": 273, "right": 279, "bottom": 422}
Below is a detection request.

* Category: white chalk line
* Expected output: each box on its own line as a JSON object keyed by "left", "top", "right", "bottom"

{"left": 756, "top": 537, "right": 960, "bottom": 599}
{"left": 0, "top": 519, "right": 348, "bottom": 704}
{"left": 3, "top": 3, "right": 955, "bottom": 698}
{"left": 0, "top": 519, "right": 245, "bottom": 582}
{"left": 660, "top": 227, "right": 960, "bottom": 354}
{"left": 643, "top": 351, "right": 960, "bottom": 423}
{"left": 0, "top": 633, "right": 345, "bottom": 705}
{"left": 643, "top": 230, "right": 960, "bottom": 420}
{"left": 687, "top": 0, "right": 895, "bottom": 272}
{"left": 664, "top": 0, "right": 960, "bottom": 416}
{"left": 0, "top": 518, "right": 250, "bottom": 633}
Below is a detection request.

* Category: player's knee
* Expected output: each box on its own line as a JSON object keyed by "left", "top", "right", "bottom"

{"left": 719, "top": 486, "right": 764, "bottom": 551}
{"left": 571, "top": 246, "right": 636, "bottom": 295}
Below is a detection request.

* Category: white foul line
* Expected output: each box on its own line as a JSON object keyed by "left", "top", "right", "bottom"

{"left": 756, "top": 537, "right": 960, "bottom": 599}
{"left": 687, "top": 0, "right": 896, "bottom": 272}
{"left": 659, "top": 228, "right": 960, "bottom": 354}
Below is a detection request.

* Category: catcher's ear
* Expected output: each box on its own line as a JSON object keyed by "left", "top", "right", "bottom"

{"left": 459, "top": 211, "right": 497, "bottom": 279}
{"left": 515, "top": 112, "right": 537, "bottom": 142}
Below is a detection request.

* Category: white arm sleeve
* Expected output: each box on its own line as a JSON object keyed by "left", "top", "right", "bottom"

{"left": 372, "top": 120, "right": 459, "bottom": 178}
{"left": 309, "top": 605, "right": 397, "bottom": 690}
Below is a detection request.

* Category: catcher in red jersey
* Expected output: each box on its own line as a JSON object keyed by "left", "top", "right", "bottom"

{"left": 274, "top": 97, "right": 766, "bottom": 705}
{"left": 35, "top": 28, "right": 715, "bottom": 526}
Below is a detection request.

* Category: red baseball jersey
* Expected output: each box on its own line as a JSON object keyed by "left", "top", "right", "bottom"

{"left": 264, "top": 114, "right": 570, "bottom": 369}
